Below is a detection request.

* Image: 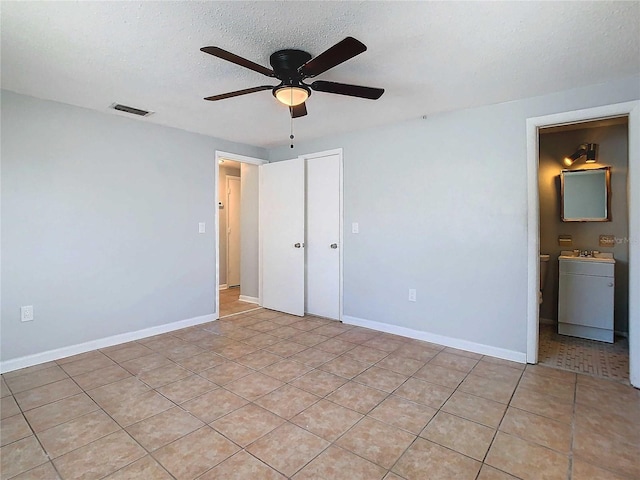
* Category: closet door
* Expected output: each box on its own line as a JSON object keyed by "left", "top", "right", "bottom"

{"left": 260, "top": 159, "right": 305, "bottom": 316}
{"left": 306, "top": 153, "right": 341, "bottom": 319}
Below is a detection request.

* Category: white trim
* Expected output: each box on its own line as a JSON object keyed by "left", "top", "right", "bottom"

{"left": 0, "top": 313, "right": 216, "bottom": 374}
{"left": 526, "top": 100, "right": 640, "bottom": 388}
{"left": 214, "top": 151, "right": 268, "bottom": 320}
{"left": 343, "top": 315, "right": 526, "bottom": 363}
{"left": 217, "top": 151, "right": 268, "bottom": 166}
{"left": 219, "top": 284, "right": 228, "bottom": 290}
{"left": 526, "top": 116, "right": 541, "bottom": 364}
{"left": 297, "top": 149, "right": 344, "bottom": 322}
{"left": 629, "top": 103, "right": 640, "bottom": 388}
{"left": 239, "top": 295, "right": 259, "bottom": 304}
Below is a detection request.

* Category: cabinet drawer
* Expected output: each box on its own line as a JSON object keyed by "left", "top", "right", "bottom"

{"left": 559, "top": 260, "right": 614, "bottom": 277}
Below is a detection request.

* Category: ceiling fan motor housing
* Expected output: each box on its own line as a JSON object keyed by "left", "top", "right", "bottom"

{"left": 269, "top": 49, "right": 312, "bottom": 81}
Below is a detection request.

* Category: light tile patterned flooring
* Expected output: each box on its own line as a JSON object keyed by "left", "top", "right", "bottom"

{"left": 1, "top": 309, "right": 639, "bottom": 479}
{"left": 538, "top": 324, "right": 630, "bottom": 383}
{"left": 219, "top": 287, "right": 259, "bottom": 318}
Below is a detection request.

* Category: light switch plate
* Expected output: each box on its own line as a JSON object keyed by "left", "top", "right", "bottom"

{"left": 198, "top": 222, "right": 206, "bottom": 234}
{"left": 21, "top": 306, "right": 34, "bottom": 322}
{"left": 352, "top": 223, "right": 359, "bottom": 234}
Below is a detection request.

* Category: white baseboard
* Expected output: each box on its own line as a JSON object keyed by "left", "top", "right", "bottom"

{"left": 219, "top": 284, "right": 228, "bottom": 290}
{"left": 539, "top": 317, "right": 555, "bottom": 325}
{"left": 342, "top": 315, "right": 526, "bottom": 364}
{"left": 239, "top": 295, "right": 259, "bottom": 304}
{"left": 0, "top": 313, "right": 217, "bottom": 374}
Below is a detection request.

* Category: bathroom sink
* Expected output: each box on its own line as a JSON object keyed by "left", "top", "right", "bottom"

{"left": 559, "top": 250, "right": 615, "bottom": 263}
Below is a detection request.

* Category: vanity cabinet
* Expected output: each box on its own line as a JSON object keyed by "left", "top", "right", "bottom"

{"left": 558, "top": 257, "right": 615, "bottom": 343}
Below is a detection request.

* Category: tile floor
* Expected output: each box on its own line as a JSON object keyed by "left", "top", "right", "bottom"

{"left": 1, "top": 309, "right": 639, "bottom": 479}
{"left": 219, "top": 287, "right": 259, "bottom": 318}
{"left": 538, "top": 324, "right": 630, "bottom": 383}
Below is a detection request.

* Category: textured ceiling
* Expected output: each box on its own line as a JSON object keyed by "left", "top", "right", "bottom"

{"left": 2, "top": 1, "right": 639, "bottom": 148}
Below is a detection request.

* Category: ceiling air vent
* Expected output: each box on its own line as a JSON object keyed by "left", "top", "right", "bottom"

{"left": 109, "top": 103, "right": 154, "bottom": 117}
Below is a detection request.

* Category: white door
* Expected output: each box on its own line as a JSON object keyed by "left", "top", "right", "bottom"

{"left": 260, "top": 159, "right": 305, "bottom": 316}
{"left": 306, "top": 154, "right": 341, "bottom": 319}
{"left": 226, "top": 176, "right": 241, "bottom": 287}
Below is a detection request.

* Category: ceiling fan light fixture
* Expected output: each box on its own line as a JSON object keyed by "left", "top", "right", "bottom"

{"left": 274, "top": 85, "right": 309, "bottom": 106}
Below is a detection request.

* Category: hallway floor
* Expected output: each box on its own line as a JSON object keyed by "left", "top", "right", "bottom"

{"left": 219, "top": 287, "right": 259, "bottom": 318}
{"left": 2, "top": 310, "right": 638, "bottom": 479}
{"left": 538, "top": 324, "right": 629, "bottom": 384}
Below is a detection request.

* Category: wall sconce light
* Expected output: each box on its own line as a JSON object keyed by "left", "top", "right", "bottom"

{"left": 563, "top": 143, "right": 598, "bottom": 166}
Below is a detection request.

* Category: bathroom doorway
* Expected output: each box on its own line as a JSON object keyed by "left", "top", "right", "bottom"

{"left": 526, "top": 101, "right": 640, "bottom": 388}
{"left": 537, "top": 118, "right": 630, "bottom": 382}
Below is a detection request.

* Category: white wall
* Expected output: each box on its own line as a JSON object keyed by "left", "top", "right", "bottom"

{"left": 268, "top": 75, "right": 640, "bottom": 356}
{"left": 539, "top": 124, "right": 629, "bottom": 332}
{"left": 1, "top": 91, "right": 265, "bottom": 365}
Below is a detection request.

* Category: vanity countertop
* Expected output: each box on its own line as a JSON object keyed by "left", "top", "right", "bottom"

{"left": 559, "top": 251, "right": 615, "bottom": 264}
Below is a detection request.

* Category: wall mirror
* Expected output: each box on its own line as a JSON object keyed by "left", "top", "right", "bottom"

{"left": 561, "top": 166, "right": 611, "bottom": 222}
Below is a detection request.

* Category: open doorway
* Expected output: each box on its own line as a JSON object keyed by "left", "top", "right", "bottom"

{"left": 215, "top": 151, "right": 267, "bottom": 318}
{"left": 526, "top": 101, "right": 639, "bottom": 388}
{"left": 537, "top": 117, "right": 629, "bottom": 382}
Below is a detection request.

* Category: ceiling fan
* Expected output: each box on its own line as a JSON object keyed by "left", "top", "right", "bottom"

{"left": 200, "top": 37, "right": 384, "bottom": 118}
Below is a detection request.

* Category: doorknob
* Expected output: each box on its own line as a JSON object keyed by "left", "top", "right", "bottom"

{"left": 294, "top": 243, "right": 304, "bottom": 248}
{"left": 330, "top": 243, "right": 338, "bottom": 249}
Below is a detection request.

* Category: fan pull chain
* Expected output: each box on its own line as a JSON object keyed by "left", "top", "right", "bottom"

{"left": 290, "top": 88, "right": 295, "bottom": 148}
{"left": 290, "top": 113, "right": 295, "bottom": 149}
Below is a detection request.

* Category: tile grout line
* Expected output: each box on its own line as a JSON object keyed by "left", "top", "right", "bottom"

{"left": 475, "top": 362, "right": 527, "bottom": 479}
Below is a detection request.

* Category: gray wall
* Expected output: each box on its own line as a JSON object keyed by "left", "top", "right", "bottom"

{"left": 217, "top": 165, "right": 240, "bottom": 287}
{"left": 539, "top": 124, "right": 629, "bottom": 332}
{"left": 240, "top": 163, "right": 260, "bottom": 299}
{"left": 1, "top": 90, "right": 265, "bottom": 362}
{"left": 269, "top": 75, "right": 640, "bottom": 355}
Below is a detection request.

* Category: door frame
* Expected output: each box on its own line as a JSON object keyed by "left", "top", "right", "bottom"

{"left": 214, "top": 151, "right": 268, "bottom": 319}
{"left": 296, "top": 148, "right": 344, "bottom": 321}
{"left": 525, "top": 101, "right": 639, "bottom": 387}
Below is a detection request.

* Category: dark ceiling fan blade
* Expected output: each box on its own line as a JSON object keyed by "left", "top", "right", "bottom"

{"left": 201, "top": 46, "right": 274, "bottom": 77}
{"left": 290, "top": 103, "right": 308, "bottom": 118}
{"left": 204, "top": 85, "right": 273, "bottom": 101}
{"left": 299, "top": 37, "right": 367, "bottom": 78}
{"left": 310, "top": 80, "right": 384, "bottom": 100}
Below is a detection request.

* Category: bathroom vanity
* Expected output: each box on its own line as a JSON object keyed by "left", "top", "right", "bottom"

{"left": 558, "top": 252, "right": 615, "bottom": 343}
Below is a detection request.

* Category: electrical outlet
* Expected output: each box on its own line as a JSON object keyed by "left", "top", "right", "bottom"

{"left": 408, "top": 289, "right": 417, "bottom": 302}
{"left": 21, "top": 306, "right": 34, "bottom": 322}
